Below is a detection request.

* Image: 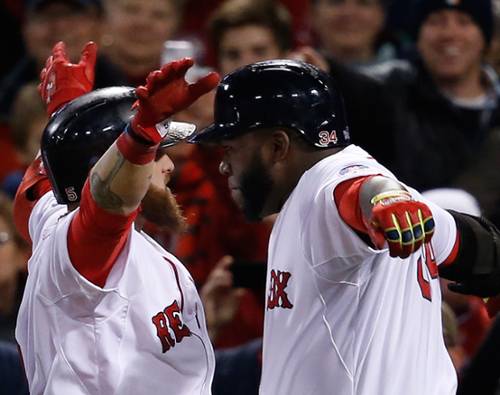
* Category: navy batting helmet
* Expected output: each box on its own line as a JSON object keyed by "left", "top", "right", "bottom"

{"left": 192, "top": 59, "right": 350, "bottom": 148}
{"left": 41, "top": 86, "right": 196, "bottom": 204}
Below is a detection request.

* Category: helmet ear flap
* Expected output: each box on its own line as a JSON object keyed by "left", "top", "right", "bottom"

{"left": 41, "top": 87, "right": 136, "bottom": 205}
{"left": 192, "top": 59, "right": 351, "bottom": 148}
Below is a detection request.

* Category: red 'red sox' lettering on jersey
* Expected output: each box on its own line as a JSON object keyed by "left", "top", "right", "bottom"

{"left": 267, "top": 269, "right": 294, "bottom": 310}
{"left": 152, "top": 300, "right": 191, "bottom": 353}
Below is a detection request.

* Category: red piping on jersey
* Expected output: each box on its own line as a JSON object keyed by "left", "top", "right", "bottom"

{"left": 68, "top": 181, "right": 138, "bottom": 287}
{"left": 440, "top": 231, "right": 460, "bottom": 267}
{"left": 165, "top": 257, "right": 185, "bottom": 312}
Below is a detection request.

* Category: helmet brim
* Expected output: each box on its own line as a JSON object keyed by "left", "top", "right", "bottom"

{"left": 159, "top": 121, "right": 197, "bottom": 147}
{"left": 190, "top": 122, "right": 249, "bottom": 144}
{"left": 189, "top": 123, "right": 224, "bottom": 144}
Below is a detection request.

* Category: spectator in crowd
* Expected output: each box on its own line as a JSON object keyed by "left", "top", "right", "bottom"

{"left": 0, "top": 0, "right": 123, "bottom": 191}
{"left": 0, "top": 0, "right": 114, "bottom": 120}
{"left": 0, "top": 192, "right": 29, "bottom": 342}
{"left": 1, "top": 83, "right": 47, "bottom": 198}
{"left": 295, "top": 0, "right": 500, "bottom": 195}
{"left": 208, "top": 0, "right": 293, "bottom": 75}
{"left": 100, "top": 0, "right": 184, "bottom": 85}
{"left": 309, "top": 0, "right": 401, "bottom": 67}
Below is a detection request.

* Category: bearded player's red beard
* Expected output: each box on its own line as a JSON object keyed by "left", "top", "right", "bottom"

{"left": 141, "top": 184, "right": 187, "bottom": 233}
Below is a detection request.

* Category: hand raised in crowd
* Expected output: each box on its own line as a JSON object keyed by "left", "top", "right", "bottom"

{"left": 131, "top": 58, "right": 220, "bottom": 145}
{"left": 200, "top": 256, "right": 245, "bottom": 342}
{"left": 288, "top": 46, "right": 330, "bottom": 73}
{"left": 366, "top": 191, "right": 435, "bottom": 258}
{"left": 39, "top": 41, "right": 97, "bottom": 116}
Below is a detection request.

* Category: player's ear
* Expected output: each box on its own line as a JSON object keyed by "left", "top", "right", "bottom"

{"left": 269, "top": 129, "right": 291, "bottom": 163}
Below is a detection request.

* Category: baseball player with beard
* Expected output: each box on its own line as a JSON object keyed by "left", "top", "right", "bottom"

{"left": 192, "top": 60, "right": 500, "bottom": 395}
{"left": 13, "top": 41, "right": 220, "bottom": 394}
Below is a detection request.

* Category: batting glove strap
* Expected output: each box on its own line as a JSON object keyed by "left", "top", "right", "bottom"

{"left": 130, "top": 115, "right": 172, "bottom": 146}
{"left": 116, "top": 125, "right": 159, "bottom": 165}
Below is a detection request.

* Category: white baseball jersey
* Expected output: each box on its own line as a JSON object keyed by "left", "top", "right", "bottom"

{"left": 260, "top": 145, "right": 457, "bottom": 395}
{"left": 16, "top": 192, "right": 215, "bottom": 395}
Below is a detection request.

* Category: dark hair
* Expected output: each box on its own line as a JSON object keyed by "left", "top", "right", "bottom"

{"left": 208, "top": 0, "right": 293, "bottom": 56}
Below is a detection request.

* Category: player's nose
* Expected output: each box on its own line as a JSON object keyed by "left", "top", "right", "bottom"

{"left": 158, "top": 152, "right": 175, "bottom": 174}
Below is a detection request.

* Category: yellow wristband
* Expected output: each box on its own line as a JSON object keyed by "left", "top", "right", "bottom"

{"left": 370, "top": 190, "right": 412, "bottom": 206}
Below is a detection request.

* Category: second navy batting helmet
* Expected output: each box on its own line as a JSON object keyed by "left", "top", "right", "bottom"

{"left": 191, "top": 59, "right": 350, "bottom": 148}
{"left": 41, "top": 86, "right": 196, "bottom": 205}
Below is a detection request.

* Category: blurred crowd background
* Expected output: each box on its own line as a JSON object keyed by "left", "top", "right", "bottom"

{"left": 1, "top": 0, "right": 500, "bottom": 394}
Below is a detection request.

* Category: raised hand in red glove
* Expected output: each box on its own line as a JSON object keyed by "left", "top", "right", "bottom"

{"left": 130, "top": 58, "right": 220, "bottom": 145}
{"left": 39, "top": 41, "right": 97, "bottom": 116}
{"left": 365, "top": 190, "right": 435, "bottom": 258}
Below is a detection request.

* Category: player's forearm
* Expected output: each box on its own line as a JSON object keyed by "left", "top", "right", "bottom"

{"left": 89, "top": 141, "right": 154, "bottom": 215}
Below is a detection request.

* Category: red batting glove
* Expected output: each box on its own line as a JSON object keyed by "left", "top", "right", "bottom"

{"left": 365, "top": 191, "right": 435, "bottom": 258}
{"left": 39, "top": 41, "right": 96, "bottom": 116}
{"left": 130, "top": 57, "right": 220, "bottom": 145}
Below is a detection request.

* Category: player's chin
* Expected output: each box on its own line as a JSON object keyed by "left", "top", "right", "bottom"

{"left": 141, "top": 184, "right": 187, "bottom": 233}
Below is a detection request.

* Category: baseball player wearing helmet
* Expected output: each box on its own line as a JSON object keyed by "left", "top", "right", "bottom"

{"left": 13, "top": 41, "right": 220, "bottom": 394}
{"left": 192, "top": 60, "right": 500, "bottom": 394}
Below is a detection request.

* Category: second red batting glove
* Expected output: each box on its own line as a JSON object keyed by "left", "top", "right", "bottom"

{"left": 39, "top": 41, "right": 96, "bottom": 116}
{"left": 129, "top": 58, "right": 220, "bottom": 145}
{"left": 365, "top": 191, "right": 435, "bottom": 258}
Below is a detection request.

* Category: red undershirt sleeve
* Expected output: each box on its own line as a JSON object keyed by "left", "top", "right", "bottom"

{"left": 67, "top": 180, "right": 139, "bottom": 287}
{"left": 440, "top": 232, "right": 460, "bottom": 267}
{"left": 333, "top": 175, "right": 374, "bottom": 234}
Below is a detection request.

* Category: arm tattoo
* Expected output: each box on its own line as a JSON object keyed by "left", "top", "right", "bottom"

{"left": 90, "top": 151, "right": 126, "bottom": 210}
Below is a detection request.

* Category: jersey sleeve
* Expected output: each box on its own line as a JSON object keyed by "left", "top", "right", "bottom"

{"left": 409, "top": 189, "right": 457, "bottom": 265}
{"left": 33, "top": 207, "right": 133, "bottom": 311}
{"left": 300, "top": 167, "right": 383, "bottom": 270}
